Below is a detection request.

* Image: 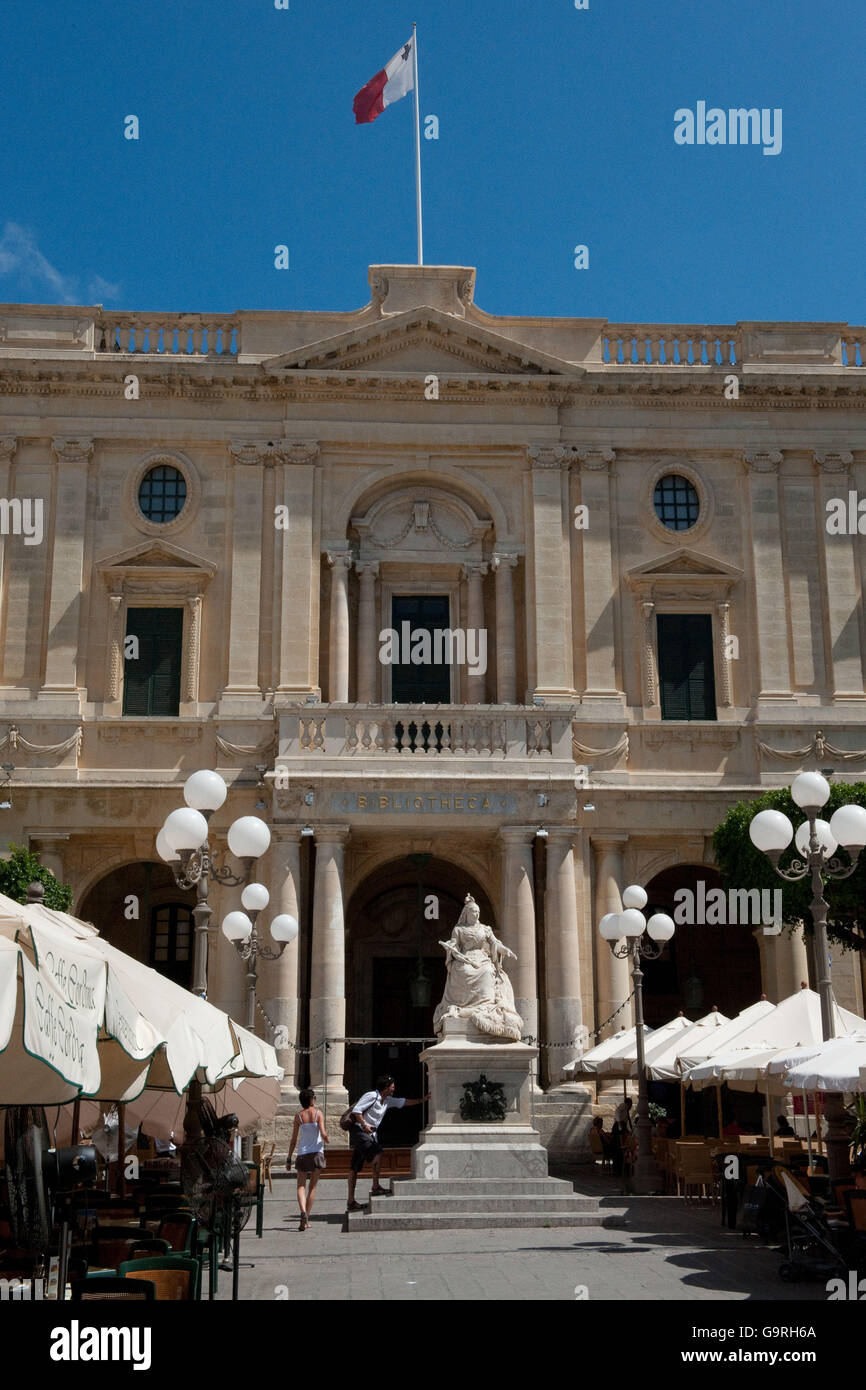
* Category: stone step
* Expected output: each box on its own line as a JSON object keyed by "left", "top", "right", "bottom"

{"left": 346, "top": 1210, "right": 605, "bottom": 1232}
{"left": 370, "top": 1194, "right": 597, "bottom": 1214}
{"left": 385, "top": 1178, "right": 586, "bottom": 1198}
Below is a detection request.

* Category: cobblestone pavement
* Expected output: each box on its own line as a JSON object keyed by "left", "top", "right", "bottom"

{"left": 219, "top": 1172, "right": 827, "bottom": 1302}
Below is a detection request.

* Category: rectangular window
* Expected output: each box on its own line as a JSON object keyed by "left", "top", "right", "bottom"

{"left": 390, "top": 595, "right": 452, "bottom": 703}
{"left": 657, "top": 613, "right": 716, "bottom": 720}
{"left": 122, "top": 607, "right": 183, "bottom": 716}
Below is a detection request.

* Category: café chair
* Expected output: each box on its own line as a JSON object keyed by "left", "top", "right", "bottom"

{"left": 119, "top": 1254, "right": 201, "bottom": 1302}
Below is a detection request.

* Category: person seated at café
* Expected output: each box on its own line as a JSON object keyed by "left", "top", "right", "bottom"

{"left": 722, "top": 1116, "right": 744, "bottom": 1137}
{"left": 853, "top": 1159, "right": 866, "bottom": 1191}
{"left": 590, "top": 1115, "right": 613, "bottom": 1157}
{"left": 775, "top": 1114, "right": 795, "bottom": 1138}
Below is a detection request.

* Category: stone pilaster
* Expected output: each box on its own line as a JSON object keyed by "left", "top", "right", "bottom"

{"left": 743, "top": 450, "right": 793, "bottom": 700}
{"left": 528, "top": 447, "right": 576, "bottom": 699}
{"left": 815, "top": 451, "right": 865, "bottom": 699}
{"left": 225, "top": 442, "right": 266, "bottom": 698}
{"left": 491, "top": 553, "right": 518, "bottom": 704}
{"left": 42, "top": 438, "right": 93, "bottom": 702}
{"left": 276, "top": 442, "right": 321, "bottom": 697}
{"left": 576, "top": 448, "right": 624, "bottom": 704}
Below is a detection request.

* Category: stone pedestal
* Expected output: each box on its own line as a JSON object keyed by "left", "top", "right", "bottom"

{"left": 348, "top": 1018, "right": 601, "bottom": 1230}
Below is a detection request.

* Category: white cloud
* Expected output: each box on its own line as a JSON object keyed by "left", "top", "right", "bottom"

{"left": 0, "top": 222, "right": 120, "bottom": 304}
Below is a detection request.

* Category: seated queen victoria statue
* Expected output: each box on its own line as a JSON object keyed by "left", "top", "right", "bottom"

{"left": 433, "top": 894, "right": 523, "bottom": 1042}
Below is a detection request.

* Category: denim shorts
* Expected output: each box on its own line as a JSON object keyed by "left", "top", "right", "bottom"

{"left": 350, "top": 1129, "right": 383, "bottom": 1172}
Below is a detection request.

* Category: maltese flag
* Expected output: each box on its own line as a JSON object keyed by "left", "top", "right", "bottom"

{"left": 353, "top": 37, "right": 415, "bottom": 124}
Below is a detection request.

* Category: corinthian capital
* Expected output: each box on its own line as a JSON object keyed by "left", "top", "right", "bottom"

{"left": 326, "top": 549, "right": 354, "bottom": 570}
{"left": 529, "top": 445, "right": 579, "bottom": 470}
{"left": 52, "top": 437, "right": 94, "bottom": 463}
{"left": 0, "top": 437, "right": 17, "bottom": 464}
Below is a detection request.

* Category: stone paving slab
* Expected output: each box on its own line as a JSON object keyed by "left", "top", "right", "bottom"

{"left": 218, "top": 1174, "right": 826, "bottom": 1302}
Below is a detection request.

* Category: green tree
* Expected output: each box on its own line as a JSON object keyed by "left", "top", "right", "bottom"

{"left": 712, "top": 784, "right": 866, "bottom": 954}
{"left": 0, "top": 843, "right": 73, "bottom": 911}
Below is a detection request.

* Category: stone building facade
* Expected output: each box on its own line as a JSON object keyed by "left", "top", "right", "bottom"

{"left": 1, "top": 263, "right": 865, "bottom": 1150}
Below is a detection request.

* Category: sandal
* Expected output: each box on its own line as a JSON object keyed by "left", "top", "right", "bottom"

{"left": 370, "top": 1186, "right": 391, "bottom": 1196}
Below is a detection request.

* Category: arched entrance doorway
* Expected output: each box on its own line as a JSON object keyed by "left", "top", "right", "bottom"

{"left": 79, "top": 863, "right": 196, "bottom": 990}
{"left": 344, "top": 856, "right": 492, "bottom": 1143}
{"left": 640, "top": 864, "right": 762, "bottom": 1027}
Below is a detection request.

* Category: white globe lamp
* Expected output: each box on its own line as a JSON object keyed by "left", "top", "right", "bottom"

{"left": 791, "top": 771, "right": 831, "bottom": 813}
{"left": 749, "top": 809, "right": 794, "bottom": 855}
{"left": 270, "top": 914, "right": 299, "bottom": 944}
{"left": 222, "top": 911, "right": 253, "bottom": 942}
{"left": 829, "top": 803, "right": 866, "bottom": 851}
{"left": 241, "top": 882, "right": 270, "bottom": 913}
{"left": 163, "top": 807, "right": 208, "bottom": 853}
{"left": 227, "top": 816, "right": 272, "bottom": 861}
{"left": 794, "top": 818, "right": 837, "bottom": 859}
{"left": 183, "top": 769, "right": 227, "bottom": 813}
{"left": 622, "top": 885, "right": 648, "bottom": 910}
{"left": 646, "top": 913, "right": 675, "bottom": 942}
{"left": 598, "top": 912, "right": 622, "bottom": 941}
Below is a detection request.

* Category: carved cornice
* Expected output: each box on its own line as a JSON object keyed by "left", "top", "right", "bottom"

{"left": 814, "top": 450, "right": 853, "bottom": 473}
{"left": 52, "top": 436, "right": 94, "bottom": 463}
{"left": 742, "top": 449, "right": 783, "bottom": 473}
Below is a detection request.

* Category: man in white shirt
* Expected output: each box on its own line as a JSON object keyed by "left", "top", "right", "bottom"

{"left": 346, "top": 1074, "right": 427, "bottom": 1211}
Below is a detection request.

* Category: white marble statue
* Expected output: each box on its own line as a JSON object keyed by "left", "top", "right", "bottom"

{"left": 433, "top": 894, "right": 523, "bottom": 1042}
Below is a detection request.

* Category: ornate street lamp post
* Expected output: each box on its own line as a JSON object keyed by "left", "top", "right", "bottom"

{"left": 222, "top": 885, "right": 299, "bottom": 1158}
{"left": 598, "top": 886, "right": 676, "bottom": 1194}
{"left": 749, "top": 771, "right": 866, "bottom": 1182}
{"left": 155, "top": 769, "right": 273, "bottom": 1138}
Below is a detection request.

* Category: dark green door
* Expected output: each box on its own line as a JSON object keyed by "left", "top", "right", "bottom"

{"left": 657, "top": 613, "right": 716, "bottom": 720}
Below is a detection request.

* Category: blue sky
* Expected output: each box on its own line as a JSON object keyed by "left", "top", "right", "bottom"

{"left": 1, "top": 0, "right": 863, "bottom": 323}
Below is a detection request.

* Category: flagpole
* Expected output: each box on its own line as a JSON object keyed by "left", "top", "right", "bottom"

{"left": 412, "top": 22, "right": 423, "bottom": 265}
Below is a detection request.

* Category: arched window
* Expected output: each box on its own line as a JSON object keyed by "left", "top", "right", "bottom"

{"left": 149, "top": 902, "right": 193, "bottom": 988}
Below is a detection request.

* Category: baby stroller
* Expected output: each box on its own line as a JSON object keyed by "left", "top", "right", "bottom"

{"left": 776, "top": 1169, "right": 847, "bottom": 1283}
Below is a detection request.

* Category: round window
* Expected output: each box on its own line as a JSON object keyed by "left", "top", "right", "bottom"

{"left": 653, "top": 474, "right": 700, "bottom": 531}
{"left": 138, "top": 465, "right": 187, "bottom": 524}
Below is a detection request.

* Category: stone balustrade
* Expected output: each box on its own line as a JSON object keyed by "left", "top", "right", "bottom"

{"left": 96, "top": 313, "right": 240, "bottom": 357}
{"left": 279, "top": 705, "right": 576, "bottom": 762}
{"left": 603, "top": 325, "right": 741, "bottom": 366}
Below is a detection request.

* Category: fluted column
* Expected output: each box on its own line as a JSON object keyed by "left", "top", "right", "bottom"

{"left": 772, "top": 923, "right": 810, "bottom": 1002}
{"left": 815, "top": 451, "right": 865, "bottom": 698}
{"left": 259, "top": 827, "right": 302, "bottom": 1100}
{"left": 355, "top": 560, "right": 379, "bottom": 703}
{"left": 309, "top": 826, "right": 349, "bottom": 1103}
{"left": 499, "top": 828, "right": 538, "bottom": 1042}
{"left": 592, "top": 836, "right": 633, "bottom": 1040}
{"left": 327, "top": 551, "right": 352, "bottom": 703}
{"left": 528, "top": 447, "right": 576, "bottom": 699}
{"left": 743, "top": 450, "right": 793, "bottom": 700}
{"left": 491, "top": 553, "right": 518, "bottom": 703}
{"left": 462, "top": 560, "right": 487, "bottom": 703}
{"left": 42, "top": 438, "right": 93, "bottom": 696}
{"left": 544, "top": 828, "right": 583, "bottom": 1067}
{"left": 577, "top": 448, "right": 623, "bottom": 703}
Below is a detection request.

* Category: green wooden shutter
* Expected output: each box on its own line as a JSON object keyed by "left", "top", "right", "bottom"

{"left": 123, "top": 607, "right": 183, "bottom": 716}
{"left": 657, "top": 614, "right": 716, "bottom": 721}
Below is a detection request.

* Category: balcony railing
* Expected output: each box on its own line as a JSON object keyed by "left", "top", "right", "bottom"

{"left": 603, "top": 326, "right": 741, "bottom": 367}
{"left": 278, "top": 705, "right": 576, "bottom": 761}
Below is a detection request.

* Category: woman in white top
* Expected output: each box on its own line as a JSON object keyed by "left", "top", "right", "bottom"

{"left": 286, "top": 1087, "right": 329, "bottom": 1230}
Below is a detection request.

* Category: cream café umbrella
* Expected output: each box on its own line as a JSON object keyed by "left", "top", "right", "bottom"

{"left": 777, "top": 1032, "right": 866, "bottom": 1094}
{"left": 0, "top": 926, "right": 104, "bottom": 1104}
{"left": 574, "top": 1026, "right": 652, "bottom": 1076}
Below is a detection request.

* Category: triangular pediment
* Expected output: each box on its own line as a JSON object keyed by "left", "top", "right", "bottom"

{"left": 97, "top": 539, "right": 217, "bottom": 577}
{"left": 261, "top": 307, "right": 579, "bottom": 377}
{"left": 628, "top": 548, "right": 742, "bottom": 580}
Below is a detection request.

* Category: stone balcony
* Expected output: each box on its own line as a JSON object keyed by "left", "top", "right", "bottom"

{"left": 275, "top": 704, "right": 577, "bottom": 779}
